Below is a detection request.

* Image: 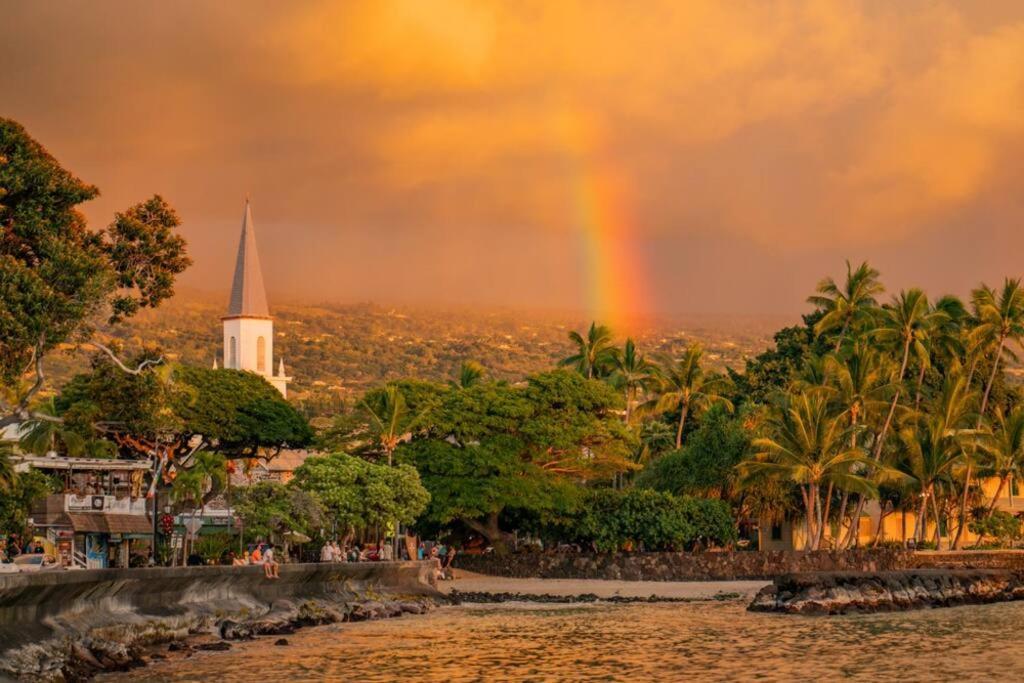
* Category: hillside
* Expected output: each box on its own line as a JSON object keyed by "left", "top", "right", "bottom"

{"left": 43, "top": 296, "right": 789, "bottom": 417}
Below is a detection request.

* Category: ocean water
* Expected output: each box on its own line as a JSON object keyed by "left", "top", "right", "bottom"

{"left": 103, "top": 599, "right": 1024, "bottom": 682}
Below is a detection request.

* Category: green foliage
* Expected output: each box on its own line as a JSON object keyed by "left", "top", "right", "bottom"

{"left": 191, "top": 533, "right": 234, "bottom": 563}
{"left": 0, "top": 118, "right": 189, "bottom": 411}
{"left": 401, "top": 437, "right": 579, "bottom": 530}
{"left": 969, "top": 511, "right": 1022, "bottom": 548}
{"left": 233, "top": 481, "right": 325, "bottom": 541}
{"left": 397, "top": 370, "right": 635, "bottom": 545}
{"left": 0, "top": 469, "right": 59, "bottom": 536}
{"left": 55, "top": 361, "right": 312, "bottom": 457}
{"left": 292, "top": 452, "right": 429, "bottom": 531}
{"left": 727, "top": 312, "right": 827, "bottom": 407}
{"left": 637, "top": 407, "right": 749, "bottom": 497}
{"left": 565, "top": 489, "right": 736, "bottom": 552}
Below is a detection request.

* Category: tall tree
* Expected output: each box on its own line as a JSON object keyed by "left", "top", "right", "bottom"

{"left": 980, "top": 406, "right": 1024, "bottom": 515}
{"left": 0, "top": 119, "right": 191, "bottom": 427}
{"left": 741, "top": 391, "right": 875, "bottom": 550}
{"left": 894, "top": 375, "right": 978, "bottom": 547}
{"left": 560, "top": 322, "right": 617, "bottom": 379}
{"left": 653, "top": 344, "right": 733, "bottom": 449}
{"left": 609, "top": 338, "right": 658, "bottom": 424}
{"left": 953, "top": 279, "right": 1024, "bottom": 547}
{"left": 808, "top": 260, "right": 884, "bottom": 352}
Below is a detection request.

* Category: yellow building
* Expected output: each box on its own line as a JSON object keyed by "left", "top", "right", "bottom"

{"left": 759, "top": 476, "right": 1020, "bottom": 550}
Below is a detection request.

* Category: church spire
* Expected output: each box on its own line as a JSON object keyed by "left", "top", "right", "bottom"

{"left": 227, "top": 199, "right": 270, "bottom": 317}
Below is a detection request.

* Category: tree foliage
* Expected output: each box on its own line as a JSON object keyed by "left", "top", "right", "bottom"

{"left": 292, "top": 452, "right": 429, "bottom": 532}
{"left": 0, "top": 118, "right": 190, "bottom": 424}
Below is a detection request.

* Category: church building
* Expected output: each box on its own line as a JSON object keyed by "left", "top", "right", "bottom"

{"left": 220, "top": 199, "right": 290, "bottom": 397}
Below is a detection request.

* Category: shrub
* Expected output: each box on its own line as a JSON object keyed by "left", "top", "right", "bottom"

{"left": 969, "top": 511, "right": 1022, "bottom": 548}
{"left": 192, "top": 533, "right": 235, "bottom": 563}
{"left": 566, "top": 489, "right": 736, "bottom": 552}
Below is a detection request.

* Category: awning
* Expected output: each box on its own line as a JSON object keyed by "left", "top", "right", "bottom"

{"left": 66, "top": 513, "right": 154, "bottom": 535}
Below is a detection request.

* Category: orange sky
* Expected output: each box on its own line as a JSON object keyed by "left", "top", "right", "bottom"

{"left": 4, "top": 1, "right": 1024, "bottom": 320}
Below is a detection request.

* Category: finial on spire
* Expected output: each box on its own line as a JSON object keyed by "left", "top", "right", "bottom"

{"left": 278, "top": 357, "right": 286, "bottom": 377}
{"left": 212, "top": 357, "right": 219, "bottom": 370}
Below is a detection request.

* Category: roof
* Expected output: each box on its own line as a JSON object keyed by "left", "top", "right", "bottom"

{"left": 14, "top": 455, "right": 151, "bottom": 472}
{"left": 66, "top": 513, "right": 154, "bottom": 535}
{"left": 227, "top": 199, "right": 270, "bottom": 317}
{"left": 264, "top": 449, "right": 316, "bottom": 472}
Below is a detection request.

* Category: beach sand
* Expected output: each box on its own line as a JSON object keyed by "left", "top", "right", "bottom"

{"left": 437, "top": 570, "right": 769, "bottom": 600}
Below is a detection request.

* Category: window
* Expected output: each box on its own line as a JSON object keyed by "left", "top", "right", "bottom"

{"left": 770, "top": 524, "right": 783, "bottom": 541}
{"left": 257, "top": 336, "right": 266, "bottom": 372}
{"left": 229, "top": 336, "right": 237, "bottom": 368}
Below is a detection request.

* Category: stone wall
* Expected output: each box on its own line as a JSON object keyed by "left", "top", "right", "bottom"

{"left": 454, "top": 550, "right": 910, "bottom": 581}
{"left": 0, "top": 561, "right": 439, "bottom": 678}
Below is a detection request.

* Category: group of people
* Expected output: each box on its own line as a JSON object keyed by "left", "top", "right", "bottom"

{"left": 225, "top": 542, "right": 280, "bottom": 579}
{"left": 319, "top": 541, "right": 394, "bottom": 563}
{"left": 315, "top": 539, "right": 458, "bottom": 579}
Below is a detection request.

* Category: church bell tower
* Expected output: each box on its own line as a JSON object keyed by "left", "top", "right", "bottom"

{"left": 222, "top": 199, "right": 290, "bottom": 397}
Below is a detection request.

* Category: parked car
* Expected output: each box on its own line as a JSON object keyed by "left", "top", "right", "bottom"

{"left": 12, "top": 553, "right": 60, "bottom": 572}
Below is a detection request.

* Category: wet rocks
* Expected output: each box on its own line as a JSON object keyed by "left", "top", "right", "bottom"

{"left": 748, "top": 569, "right": 1024, "bottom": 615}
{"left": 195, "top": 641, "right": 232, "bottom": 652}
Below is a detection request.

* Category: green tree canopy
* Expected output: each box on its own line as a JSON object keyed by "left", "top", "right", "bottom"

{"left": 291, "top": 452, "right": 429, "bottom": 534}
{"left": 1, "top": 118, "right": 190, "bottom": 426}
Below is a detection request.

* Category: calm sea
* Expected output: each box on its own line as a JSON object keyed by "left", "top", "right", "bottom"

{"left": 103, "top": 599, "right": 1024, "bottom": 681}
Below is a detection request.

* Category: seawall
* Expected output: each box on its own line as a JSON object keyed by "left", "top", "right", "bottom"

{"left": 0, "top": 561, "right": 440, "bottom": 680}
{"left": 748, "top": 569, "right": 1024, "bottom": 614}
{"left": 454, "top": 549, "right": 1024, "bottom": 581}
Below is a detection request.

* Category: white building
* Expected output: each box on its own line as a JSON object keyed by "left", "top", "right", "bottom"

{"left": 221, "top": 200, "right": 290, "bottom": 397}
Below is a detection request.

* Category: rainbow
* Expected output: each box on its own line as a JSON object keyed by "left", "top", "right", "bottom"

{"left": 568, "top": 123, "right": 652, "bottom": 333}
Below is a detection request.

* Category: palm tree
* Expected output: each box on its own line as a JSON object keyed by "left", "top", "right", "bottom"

{"left": 361, "top": 384, "right": 410, "bottom": 466}
{"left": 560, "top": 322, "right": 617, "bottom": 379}
{"left": 894, "top": 375, "right": 978, "bottom": 547}
{"left": 172, "top": 451, "right": 227, "bottom": 558}
{"left": 17, "top": 399, "right": 85, "bottom": 457}
{"left": 824, "top": 345, "right": 897, "bottom": 546}
{"left": 652, "top": 345, "right": 733, "bottom": 449}
{"left": 808, "top": 260, "right": 884, "bottom": 352}
{"left": 451, "top": 361, "right": 486, "bottom": 389}
{"left": 953, "top": 279, "right": 1024, "bottom": 547}
{"left": 609, "top": 339, "right": 659, "bottom": 424}
{"left": 871, "top": 289, "right": 948, "bottom": 460}
{"left": 741, "top": 391, "right": 875, "bottom": 550}
{"left": 980, "top": 406, "right": 1024, "bottom": 514}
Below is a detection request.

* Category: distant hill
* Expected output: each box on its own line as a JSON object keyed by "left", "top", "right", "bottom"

{"left": 43, "top": 294, "right": 791, "bottom": 417}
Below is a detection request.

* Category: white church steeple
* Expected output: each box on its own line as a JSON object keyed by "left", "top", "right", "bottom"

{"left": 222, "top": 199, "right": 290, "bottom": 397}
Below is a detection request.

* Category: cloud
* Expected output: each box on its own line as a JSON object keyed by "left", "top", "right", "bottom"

{"left": 3, "top": 0, "right": 1024, "bottom": 315}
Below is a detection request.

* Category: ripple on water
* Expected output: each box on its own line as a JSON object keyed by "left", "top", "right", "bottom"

{"left": 100, "top": 599, "right": 1024, "bottom": 682}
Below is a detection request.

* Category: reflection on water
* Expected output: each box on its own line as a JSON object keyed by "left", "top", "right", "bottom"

{"left": 104, "top": 599, "right": 1024, "bottom": 682}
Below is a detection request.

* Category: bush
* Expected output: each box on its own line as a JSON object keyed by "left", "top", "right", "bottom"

{"left": 969, "top": 511, "right": 1022, "bottom": 548}
{"left": 566, "top": 489, "right": 736, "bottom": 552}
{"left": 192, "top": 533, "right": 235, "bottom": 563}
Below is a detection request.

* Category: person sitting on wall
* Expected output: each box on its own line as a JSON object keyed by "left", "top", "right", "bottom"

{"left": 263, "top": 545, "right": 280, "bottom": 579}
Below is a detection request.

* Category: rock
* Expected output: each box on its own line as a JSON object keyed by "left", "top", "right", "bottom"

{"left": 218, "top": 619, "right": 255, "bottom": 641}
{"left": 274, "top": 638, "right": 289, "bottom": 646}
{"left": 195, "top": 641, "right": 232, "bottom": 652}
{"left": 149, "top": 653, "right": 167, "bottom": 661}
{"left": 167, "top": 641, "right": 191, "bottom": 652}
{"left": 748, "top": 569, "right": 1024, "bottom": 615}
